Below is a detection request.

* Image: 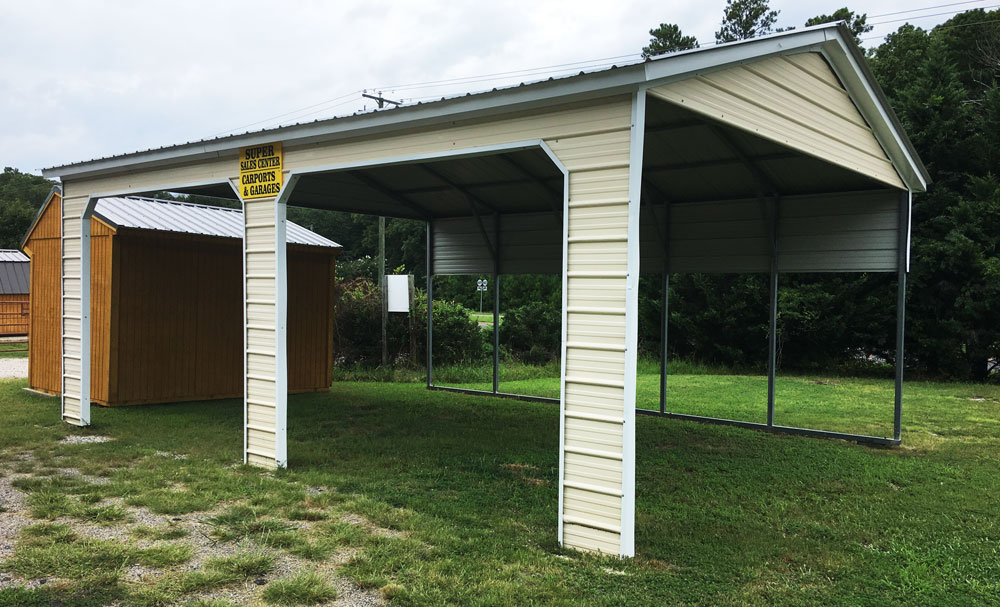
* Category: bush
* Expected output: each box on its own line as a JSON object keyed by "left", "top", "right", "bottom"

{"left": 500, "top": 302, "right": 561, "bottom": 362}
{"left": 412, "top": 294, "right": 490, "bottom": 365}
{"left": 334, "top": 278, "right": 488, "bottom": 368}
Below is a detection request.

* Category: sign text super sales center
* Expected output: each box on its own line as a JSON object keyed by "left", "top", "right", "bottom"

{"left": 239, "top": 143, "right": 283, "bottom": 199}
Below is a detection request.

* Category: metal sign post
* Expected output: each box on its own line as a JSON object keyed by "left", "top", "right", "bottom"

{"left": 477, "top": 278, "right": 488, "bottom": 312}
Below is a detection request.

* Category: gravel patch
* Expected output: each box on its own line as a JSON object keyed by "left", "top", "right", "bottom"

{"left": 58, "top": 435, "right": 112, "bottom": 445}
{"left": 0, "top": 358, "right": 27, "bottom": 379}
{"left": 0, "top": 476, "right": 32, "bottom": 562}
{"left": 0, "top": 456, "right": 386, "bottom": 606}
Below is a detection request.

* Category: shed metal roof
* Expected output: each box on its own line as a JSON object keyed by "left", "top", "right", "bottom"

{"left": 94, "top": 197, "right": 341, "bottom": 248}
{"left": 0, "top": 250, "right": 29, "bottom": 294}
{"left": 0, "top": 250, "right": 29, "bottom": 263}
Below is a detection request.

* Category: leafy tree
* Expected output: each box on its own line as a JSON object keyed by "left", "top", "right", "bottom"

{"left": 642, "top": 23, "right": 699, "bottom": 58}
{"left": 869, "top": 11, "right": 1000, "bottom": 379}
{"left": 715, "top": 0, "right": 780, "bottom": 43}
{"left": 805, "top": 7, "right": 872, "bottom": 45}
{"left": 0, "top": 168, "right": 55, "bottom": 249}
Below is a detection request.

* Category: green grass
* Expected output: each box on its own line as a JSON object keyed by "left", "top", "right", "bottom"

{"left": 468, "top": 312, "right": 502, "bottom": 324}
{"left": 1, "top": 373, "right": 999, "bottom": 605}
{"left": 262, "top": 570, "right": 337, "bottom": 605}
{"left": 0, "top": 340, "right": 28, "bottom": 358}
{"left": 3, "top": 523, "right": 192, "bottom": 580}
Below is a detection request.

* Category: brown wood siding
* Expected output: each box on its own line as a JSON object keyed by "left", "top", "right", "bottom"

{"left": 89, "top": 219, "right": 115, "bottom": 404}
{"left": 26, "top": 196, "right": 336, "bottom": 405}
{"left": 288, "top": 245, "right": 336, "bottom": 393}
{"left": 107, "top": 230, "right": 335, "bottom": 406}
{"left": 23, "top": 194, "right": 63, "bottom": 394}
{"left": 0, "top": 294, "right": 29, "bottom": 336}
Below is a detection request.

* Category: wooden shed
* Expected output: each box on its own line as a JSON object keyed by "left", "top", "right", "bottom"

{"left": 0, "top": 250, "right": 30, "bottom": 336}
{"left": 22, "top": 191, "right": 340, "bottom": 406}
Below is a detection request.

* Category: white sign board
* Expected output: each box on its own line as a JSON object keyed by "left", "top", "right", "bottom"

{"left": 386, "top": 275, "right": 411, "bottom": 313}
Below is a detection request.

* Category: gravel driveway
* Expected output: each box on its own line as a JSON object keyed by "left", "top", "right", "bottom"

{"left": 0, "top": 358, "right": 28, "bottom": 379}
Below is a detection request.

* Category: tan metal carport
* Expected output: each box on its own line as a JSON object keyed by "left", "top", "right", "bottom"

{"left": 41, "top": 24, "right": 928, "bottom": 557}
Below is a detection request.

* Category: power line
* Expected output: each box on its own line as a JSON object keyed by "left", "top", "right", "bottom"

{"left": 212, "top": 89, "right": 362, "bottom": 137}
{"left": 862, "top": 15, "right": 1000, "bottom": 40}
{"left": 869, "top": 0, "right": 988, "bottom": 19}
{"left": 869, "top": 4, "right": 1000, "bottom": 26}
{"left": 371, "top": 53, "right": 641, "bottom": 92}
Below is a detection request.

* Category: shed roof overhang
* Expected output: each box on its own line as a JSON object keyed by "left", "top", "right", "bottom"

{"left": 42, "top": 23, "right": 928, "bottom": 194}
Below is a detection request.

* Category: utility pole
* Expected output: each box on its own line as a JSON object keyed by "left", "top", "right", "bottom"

{"left": 362, "top": 90, "right": 402, "bottom": 109}
{"left": 379, "top": 216, "right": 387, "bottom": 366}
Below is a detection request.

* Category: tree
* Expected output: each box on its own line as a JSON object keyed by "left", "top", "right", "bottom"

{"left": 0, "top": 168, "right": 56, "bottom": 249}
{"left": 642, "top": 23, "right": 699, "bottom": 58}
{"left": 715, "top": 0, "right": 780, "bottom": 43}
{"left": 805, "top": 7, "right": 872, "bottom": 45}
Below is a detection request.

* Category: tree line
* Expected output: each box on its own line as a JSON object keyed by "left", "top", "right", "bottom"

{"left": 1, "top": 1, "right": 997, "bottom": 379}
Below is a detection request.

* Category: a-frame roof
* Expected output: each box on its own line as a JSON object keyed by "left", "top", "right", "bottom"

{"left": 41, "top": 23, "right": 928, "bottom": 192}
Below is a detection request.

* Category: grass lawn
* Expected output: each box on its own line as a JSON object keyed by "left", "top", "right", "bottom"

{"left": 468, "top": 312, "right": 501, "bottom": 325}
{"left": 1, "top": 373, "right": 999, "bottom": 606}
{"left": 0, "top": 340, "right": 28, "bottom": 358}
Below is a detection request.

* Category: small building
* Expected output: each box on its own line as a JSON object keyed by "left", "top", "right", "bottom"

{"left": 22, "top": 191, "right": 341, "bottom": 406}
{"left": 0, "top": 250, "right": 30, "bottom": 336}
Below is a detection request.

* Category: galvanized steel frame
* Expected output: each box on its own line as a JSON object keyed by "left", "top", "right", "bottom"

{"left": 649, "top": 190, "right": 911, "bottom": 447}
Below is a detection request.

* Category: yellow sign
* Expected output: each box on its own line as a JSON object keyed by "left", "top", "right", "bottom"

{"left": 238, "top": 142, "right": 283, "bottom": 199}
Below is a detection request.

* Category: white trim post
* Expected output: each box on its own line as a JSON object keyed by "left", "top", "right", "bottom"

{"left": 62, "top": 195, "right": 98, "bottom": 426}
{"left": 621, "top": 88, "right": 646, "bottom": 557}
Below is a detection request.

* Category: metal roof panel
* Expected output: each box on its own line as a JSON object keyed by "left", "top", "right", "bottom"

{"left": 93, "top": 197, "right": 341, "bottom": 248}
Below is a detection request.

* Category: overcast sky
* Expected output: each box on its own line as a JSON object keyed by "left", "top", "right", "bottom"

{"left": 1, "top": 0, "right": 984, "bottom": 175}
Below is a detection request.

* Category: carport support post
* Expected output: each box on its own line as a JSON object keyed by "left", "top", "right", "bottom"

{"left": 62, "top": 195, "right": 98, "bottom": 427}
{"left": 894, "top": 191, "right": 910, "bottom": 441}
{"left": 241, "top": 176, "right": 297, "bottom": 469}
{"left": 767, "top": 198, "right": 779, "bottom": 427}
{"left": 659, "top": 202, "right": 670, "bottom": 415}
{"left": 492, "top": 214, "right": 500, "bottom": 395}
{"left": 426, "top": 221, "right": 434, "bottom": 388}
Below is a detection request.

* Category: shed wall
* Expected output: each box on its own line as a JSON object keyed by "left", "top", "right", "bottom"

{"left": 37, "top": 192, "right": 334, "bottom": 407}
{"left": 24, "top": 194, "right": 63, "bottom": 394}
{"left": 107, "top": 230, "right": 334, "bottom": 406}
{"left": 0, "top": 294, "right": 29, "bottom": 336}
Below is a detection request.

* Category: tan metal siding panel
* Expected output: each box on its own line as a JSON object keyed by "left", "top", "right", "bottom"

{"left": 648, "top": 52, "right": 905, "bottom": 189}
{"left": 640, "top": 190, "right": 899, "bottom": 274}
{"left": 243, "top": 198, "right": 281, "bottom": 469}
{"left": 60, "top": 190, "right": 88, "bottom": 424}
{"left": 285, "top": 97, "right": 632, "bottom": 170}
{"left": 548, "top": 99, "right": 633, "bottom": 554}
{"left": 778, "top": 190, "right": 899, "bottom": 272}
{"left": 431, "top": 212, "right": 562, "bottom": 276}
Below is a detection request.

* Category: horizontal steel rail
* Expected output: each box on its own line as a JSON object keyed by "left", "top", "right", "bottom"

{"left": 427, "top": 385, "right": 559, "bottom": 405}
{"left": 635, "top": 408, "right": 900, "bottom": 446}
